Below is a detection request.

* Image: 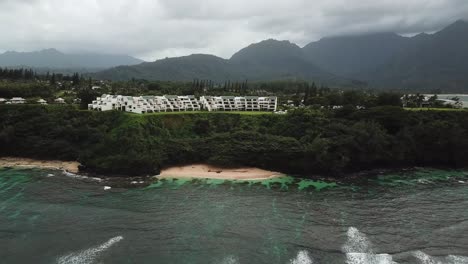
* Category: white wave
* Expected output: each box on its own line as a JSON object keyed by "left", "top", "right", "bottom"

{"left": 343, "top": 227, "right": 373, "bottom": 254}
{"left": 447, "top": 255, "right": 468, "bottom": 264}
{"left": 62, "top": 171, "right": 102, "bottom": 182}
{"left": 343, "top": 227, "right": 398, "bottom": 264}
{"left": 346, "top": 253, "right": 396, "bottom": 264}
{"left": 290, "top": 250, "right": 313, "bottom": 264}
{"left": 413, "top": 251, "right": 446, "bottom": 264}
{"left": 57, "top": 236, "right": 123, "bottom": 264}
{"left": 218, "top": 255, "right": 239, "bottom": 264}
{"left": 413, "top": 251, "right": 468, "bottom": 264}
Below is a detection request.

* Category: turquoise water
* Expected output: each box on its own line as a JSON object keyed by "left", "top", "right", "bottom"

{"left": 1, "top": 168, "right": 468, "bottom": 264}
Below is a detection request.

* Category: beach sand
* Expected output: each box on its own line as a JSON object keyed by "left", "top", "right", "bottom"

{"left": 0, "top": 157, "right": 80, "bottom": 173}
{"left": 159, "top": 164, "right": 283, "bottom": 180}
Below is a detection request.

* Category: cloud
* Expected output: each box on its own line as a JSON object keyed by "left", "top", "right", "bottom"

{"left": 0, "top": 0, "right": 466, "bottom": 61}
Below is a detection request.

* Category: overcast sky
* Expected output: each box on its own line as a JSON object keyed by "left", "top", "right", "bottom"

{"left": 0, "top": 0, "right": 467, "bottom": 61}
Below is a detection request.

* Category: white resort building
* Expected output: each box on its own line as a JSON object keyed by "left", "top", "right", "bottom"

{"left": 88, "top": 95, "right": 202, "bottom": 114}
{"left": 10, "top": 97, "right": 26, "bottom": 104}
{"left": 54, "top": 98, "right": 66, "bottom": 104}
{"left": 89, "top": 94, "right": 278, "bottom": 114}
{"left": 37, "top": 99, "right": 48, "bottom": 105}
{"left": 199, "top": 96, "right": 277, "bottom": 112}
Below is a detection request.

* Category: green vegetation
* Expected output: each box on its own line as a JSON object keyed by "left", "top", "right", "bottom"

{"left": 405, "top": 108, "right": 467, "bottom": 112}
{"left": 2, "top": 105, "right": 468, "bottom": 177}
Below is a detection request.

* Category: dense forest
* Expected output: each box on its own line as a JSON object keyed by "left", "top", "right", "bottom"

{"left": 1, "top": 105, "right": 467, "bottom": 177}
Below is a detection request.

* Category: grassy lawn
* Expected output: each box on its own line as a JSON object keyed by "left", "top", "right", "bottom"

{"left": 404, "top": 107, "right": 468, "bottom": 112}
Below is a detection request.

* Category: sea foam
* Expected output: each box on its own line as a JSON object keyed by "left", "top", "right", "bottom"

{"left": 343, "top": 227, "right": 397, "bottom": 264}
{"left": 290, "top": 250, "right": 313, "bottom": 264}
{"left": 56, "top": 236, "right": 123, "bottom": 264}
{"left": 218, "top": 255, "right": 240, "bottom": 264}
{"left": 413, "top": 251, "right": 468, "bottom": 264}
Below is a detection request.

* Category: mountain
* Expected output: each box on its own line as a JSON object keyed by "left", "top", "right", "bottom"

{"left": 96, "top": 20, "right": 468, "bottom": 90}
{"left": 0, "top": 48, "right": 143, "bottom": 69}
{"left": 303, "top": 33, "right": 409, "bottom": 78}
{"left": 304, "top": 20, "right": 468, "bottom": 90}
{"left": 230, "top": 39, "right": 336, "bottom": 81}
{"left": 370, "top": 20, "right": 468, "bottom": 90}
{"left": 96, "top": 39, "right": 350, "bottom": 85}
{"left": 97, "top": 54, "right": 233, "bottom": 81}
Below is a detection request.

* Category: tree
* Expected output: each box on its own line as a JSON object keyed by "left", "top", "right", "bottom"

{"left": 51, "top": 73, "right": 56, "bottom": 85}
{"left": 76, "top": 86, "right": 100, "bottom": 109}
{"left": 377, "top": 92, "right": 402, "bottom": 107}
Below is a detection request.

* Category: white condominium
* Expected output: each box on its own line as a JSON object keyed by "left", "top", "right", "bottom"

{"left": 89, "top": 94, "right": 277, "bottom": 113}
{"left": 199, "top": 96, "right": 277, "bottom": 112}
{"left": 88, "top": 94, "right": 201, "bottom": 114}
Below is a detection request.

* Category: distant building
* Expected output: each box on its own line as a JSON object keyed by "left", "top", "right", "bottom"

{"left": 37, "top": 99, "right": 48, "bottom": 105}
{"left": 55, "top": 98, "right": 66, "bottom": 104}
{"left": 436, "top": 99, "right": 462, "bottom": 108}
{"left": 10, "top": 97, "right": 26, "bottom": 104}
{"left": 403, "top": 94, "right": 463, "bottom": 108}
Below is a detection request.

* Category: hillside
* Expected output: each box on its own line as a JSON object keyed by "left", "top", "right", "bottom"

{"left": 2, "top": 105, "right": 468, "bottom": 177}
{"left": 96, "top": 54, "right": 234, "bottom": 81}
{"left": 0, "top": 48, "right": 143, "bottom": 69}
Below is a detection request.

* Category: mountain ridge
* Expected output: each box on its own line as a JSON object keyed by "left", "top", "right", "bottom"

{"left": 95, "top": 19, "right": 468, "bottom": 90}
{"left": 95, "top": 40, "right": 346, "bottom": 85}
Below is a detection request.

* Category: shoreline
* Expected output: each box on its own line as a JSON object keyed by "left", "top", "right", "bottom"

{"left": 159, "top": 164, "right": 283, "bottom": 181}
{"left": 0, "top": 158, "right": 283, "bottom": 181}
{"left": 0, "top": 157, "right": 80, "bottom": 174}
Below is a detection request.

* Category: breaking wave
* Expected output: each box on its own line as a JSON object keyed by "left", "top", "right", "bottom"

{"left": 343, "top": 227, "right": 397, "bottom": 264}
{"left": 289, "top": 250, "right": 313, "bottom": 264}
{"left": 56, "top": 236, "right": 123, "bottom": 264}
{"left": 413, "top": 251, "right": 468, "bottom": 264}
{"left": 217, "top": 255, "right": 240, "bottom": 264}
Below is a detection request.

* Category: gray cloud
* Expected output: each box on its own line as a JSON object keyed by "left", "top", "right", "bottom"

{"left": 0, "top": 0, "right": 466, "bottom": 61}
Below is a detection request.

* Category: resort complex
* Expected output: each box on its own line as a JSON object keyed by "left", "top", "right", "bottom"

{"left": 88, "top": 94, "right": 278, "bottom": 113}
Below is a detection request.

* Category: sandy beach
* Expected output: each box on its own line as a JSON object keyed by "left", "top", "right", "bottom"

{"left": 159, "top": 164, "right": 283, "bottom": 180}
{"left": 0, "top": 157, "right": 80, "bottom": 173}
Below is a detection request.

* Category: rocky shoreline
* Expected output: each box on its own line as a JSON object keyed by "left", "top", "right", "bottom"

{"left": 0, "top": 157, "right": 80, "bottom": 174}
